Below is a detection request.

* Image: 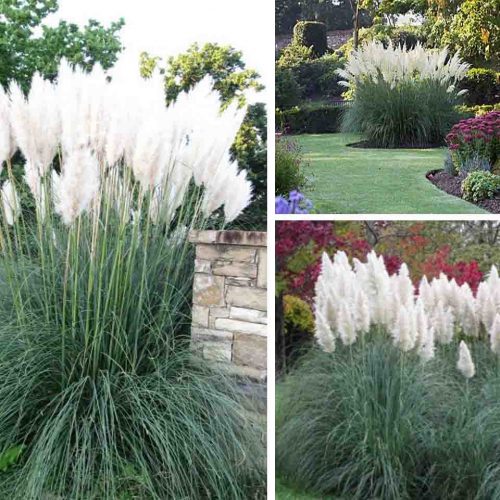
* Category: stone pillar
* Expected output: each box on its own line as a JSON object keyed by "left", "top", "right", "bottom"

{"left": 189, "top": 230, "right": 267, "bottom": 381}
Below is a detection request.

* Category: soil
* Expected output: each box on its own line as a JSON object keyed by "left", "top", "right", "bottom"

{"left": 347, "top": 140, "right": 443, "bottom": 150}
{"left": 427, "top": 169, "right": 500, "bottom": 213}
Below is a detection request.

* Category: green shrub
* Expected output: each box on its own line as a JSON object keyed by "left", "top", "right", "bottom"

{"left": 277, "top": 42, "right": 314, "bottom": 68}
{"left": 342, "top": 79, "right": 461, "bottom": 147}
{"left": 278, "top": 51, "right": 345, "bottom": 100}
{"left": 462, "top": 171, "right": 500, "bottom": 202}
{"left": 293, "top": 21, "right": 328, "bottom": 57}
{"left": 276, "top": 67, "right": 302, "bottom": 109}
{"left": 460, "top": 68, "right": 500, "bottom": 106}
{"left": 275, "top": 138, "right": 310, "bottom": 195}
{"left": 283, "top": 295, "right": 314, "bottom": 334}
{"left": 276, "top": 103, "right": 344, "bottom": 134}
{"left": 294, "top": 55, "right": 345, "bottom": 99}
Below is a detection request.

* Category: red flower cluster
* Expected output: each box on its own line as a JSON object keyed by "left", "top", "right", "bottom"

{"left": 421, "top": 246, "right": 483, "bottom": 294}
{"left": 446, "top": 111, "right": 500, "bottom": 166}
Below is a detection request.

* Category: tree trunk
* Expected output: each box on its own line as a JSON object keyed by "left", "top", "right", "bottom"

{"left": 353, "top": 1, "right": 361, "bottom": 50}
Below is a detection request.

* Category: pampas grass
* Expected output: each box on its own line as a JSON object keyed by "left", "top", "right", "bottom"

{"left": 0, "top": 62, "right": 265, "bottom": 499}
{"left": 337, "top": 42, "right": 469, "bottom": 147}
{"left": 277, "top": 336, "right": 500, "bottom": 500}
{"left": 277, "top": 249, "right": 500, "bottom": 499}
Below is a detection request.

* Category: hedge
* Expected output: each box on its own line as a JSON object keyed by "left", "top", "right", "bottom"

{"left": 276, "top": 103, "right": 345, "bottom": 134}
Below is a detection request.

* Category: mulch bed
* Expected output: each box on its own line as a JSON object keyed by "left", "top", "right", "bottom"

{"left": 347, "top": 141, "right": 442, "bottom": 149}
{"left": 427, "top": 169, "right": 500, "bottom": 213}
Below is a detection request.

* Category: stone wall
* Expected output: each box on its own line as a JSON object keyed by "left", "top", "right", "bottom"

{"left": 189, "top": 230, "right": 267, "bottom": 381}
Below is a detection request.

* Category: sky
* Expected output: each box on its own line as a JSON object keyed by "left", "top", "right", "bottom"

{"left": 46, "top": 0, "right": 273, "bottom": 103}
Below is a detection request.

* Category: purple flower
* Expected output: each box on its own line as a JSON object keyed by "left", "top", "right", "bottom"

{"left": 275, "top": 191, "right": 313, "bottom": 214}
{"left": 275, "top": 196, "right": 291, "bottom": 214}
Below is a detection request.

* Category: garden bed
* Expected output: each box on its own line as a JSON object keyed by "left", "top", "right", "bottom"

{"left": 427, "top": 169, "right": 500, "bottom": 213}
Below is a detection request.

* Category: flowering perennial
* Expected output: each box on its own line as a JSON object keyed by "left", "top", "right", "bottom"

{"left": 314, "top": 250, "right": 500, "bottom": 376}
{"left": 275, "top": 190, "right": 313, "bottom": 214}
{"left": 0, "top": 61, "right": 252, "bottom": 227}
{"left": 446, "top": 110, "right": 500, "bottom": 168}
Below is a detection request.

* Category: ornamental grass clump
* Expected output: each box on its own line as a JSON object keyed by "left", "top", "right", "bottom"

{"left": 0, "top": 62, "right": 264, "bottom": 499}
{"left": 277, "top": 250, "right": 500, "bottom": 499}
{"left": 337, "top": 41, "right": 469, "bottom": 148}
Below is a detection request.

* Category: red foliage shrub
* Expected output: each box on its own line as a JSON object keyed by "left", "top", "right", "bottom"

{"left": 421, "top": 246, "right": 483, "bottom": 293}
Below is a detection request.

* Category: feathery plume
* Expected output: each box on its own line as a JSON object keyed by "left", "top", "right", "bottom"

{"left": 490, "top": 314, "right": 500, "bottom": 355}
{"left": 0, "top": 86, "right": 14, "bottom": 167}
{"left": 1, "top": 180, "right": 20, "bottom": 225}
{"left": 338, "top": 301, "right": 357, "bottom": 346}
{"left": 418, "top": 326, "right": 435, "bottom": 363}
{"left": 457, "top": 341, "right": 475, "bottom": 379}
{"left": 315, "top": 309, "right": 335, "bottom": 353}
{"left": 54, "top": 149, "right": 100, "bottom": 225}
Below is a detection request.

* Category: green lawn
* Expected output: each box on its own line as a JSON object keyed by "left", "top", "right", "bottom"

{"left": 295, "top": 133, "right": 487, "bottom": 214}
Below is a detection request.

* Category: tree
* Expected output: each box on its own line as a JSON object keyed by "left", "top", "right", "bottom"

{"left": 140, "top": 43, "right": 263, "bottom": 108}
{"left": 348, "top": 0, "right": 426, "bottom": 48}
{"left": 276, "top": 0, "right": 302, "bottom": 34}
{"left": 442, "top": 0, "right": 499, "bottom": 64}
{"left": 139, "top": 43, "right": 267, "bottom": 229}
{"left": 0, "top": 0, "right": 124, "bottom": 91}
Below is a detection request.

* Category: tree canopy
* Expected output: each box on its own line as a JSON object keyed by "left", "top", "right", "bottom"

{"left": 0, "top": 0, "right": 124, "bottom": 90}
{"left": 140, "top": 43, "right": 263, "bottom": 108}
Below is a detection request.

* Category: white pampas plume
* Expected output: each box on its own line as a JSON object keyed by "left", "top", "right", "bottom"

{"left": 392, "top": 305, "right": 416, "bottom": 352}
{"left": 315, "top": 309, "right": 335, "bottom": 352}
{"left": 461, "top": 298, "right": 479, "bottom": 338}
{"left": 487, "top": 265, "right": 500, "bottom": 287}
{"left": 1, "top": 180, "right": 20, "bottom": 225}
{"left": 418, "top": 275, "right": 434, "bottom": 311}
{"left": 338, "top": 301, "right": 357, "bottom": 346}
{"left": 490, "top": 314, "right": 500, "bottom": 355}
{"left": 457, "top": 341, "right": 475, "bottom": 379}
{"left": 481, "top": 295, "right": 497, "bottom": 332}
{"left": 9, "top": 75, "right": 60, "bottom": 174}
{"left": 354, "top": 288, "right": 371, "bottom": 334}
{"left": 434, "top": 302, "right": 455, "bottom": 344}
{"left": 223, "top": 169, "right": 253, "bottom": 222}
{"left": 131, "top": 115, "right": 167, "bottom": 190}
{"left": 418, "top": 326, "right": 435, "bottom": 363}
{"left": 201, "top": 153, "right": 253, "bottom": 222}
{"left": 394, "top": 263, "right": 414, "bottom": 307}
{"left": 414, "top": 299, "right": 428, "bottom": 348}
{"left": 54, "top": 149, "right": 100, "bottom": 225}
{"left": 0, "top": 86, "right": 15, "bottom": 167}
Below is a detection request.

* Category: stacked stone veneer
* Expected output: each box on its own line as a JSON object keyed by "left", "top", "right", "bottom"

{"left": 189, "top": 230, "right": 267, "bottom": 381}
